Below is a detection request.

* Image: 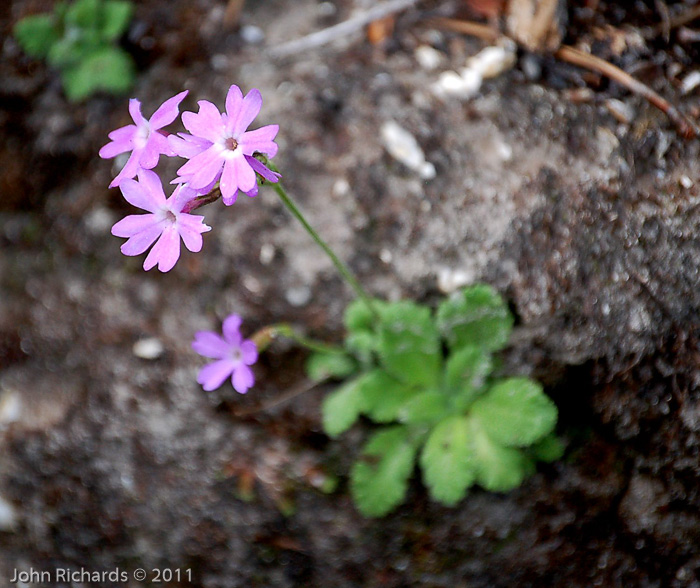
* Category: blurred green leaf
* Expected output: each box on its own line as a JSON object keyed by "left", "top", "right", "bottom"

{"left": 13, "top": 15, "right": 59, "bottom": 58}
{"left": 378, "top": 301, "right": 441, "bottom": 388}
{"left": 470, "top": 417, "right": 527, "bottom": 492}
{"left": 529, "top": 433, "right": 564, "bottom": 462}
{"left": 398, "top": 390, "right": 449, "bottom": 425}
{"left": 321, "top": 374, "right": 370, "bottom": 437}
{"left": 306, "top": 351, "right": 357, "bottom": 382}
{"left": 420, "top": 416, "right": 476, "bottom": 505}
{"left": 360, "top": 369, "right": 418, "bottom": 423}
{"left": 101, "top": 0, "right": 133, "bottom": 40}
{"left": 437, "top": 284, "right": 513, "bottom": 353}
{"left": 471, "top": 378, "right": 557, "bottom": 447}
{"left": 350, "top": 426, "right": 417, "bottom": 517}
{"left": 62, "top": 46, "right": 134, "bottom": 101}
{"left": 444, "top": 345, "right": 493, "bottom": 410}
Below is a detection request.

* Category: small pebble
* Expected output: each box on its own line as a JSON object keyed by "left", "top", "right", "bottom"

{"left": 0, "top": 496, "right": 17, "bottom": 531}
{"left": 467, "top": 44, "right": 516, "bottom": 79}
{"left": 0, "top": 390, "right": 21, "bottom": 425}
{"left": 132, "top": 337, "right": 165, "bottom": 360}
{"left": 680, "top": 70, "right": 700, "bottom": 95}
{"left": 381, "top": 121, "right": 436, "bottom": 180}
{"left": 679, "top": 175, "right": 693, "bottom": 189}
{"left": 432, "top": 69, "right": 482, "bottom": 100}
{"left": 259, "top": 243, "right": 276, "bottom": 265}
{"left": 240, "top": 25, "right": 265, "bottom": 45}
{"left": 605, "top": 98, "right": 634, "bottom": 124}
{"left": 437, "top": 268, "right": 471, "bottom": 294}
{"left": 414, "top": 45, "right": 442, "bottom": 70}
{"left": 286, "top": 286, "right": 311, "bottom": 307}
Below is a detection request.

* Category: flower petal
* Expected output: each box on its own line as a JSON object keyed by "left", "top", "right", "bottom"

{"left": 119, "top": 222, "right": 164, "bottom": 256}
{"left": 128, "top": 98, "right": 145, "bottom": 126}
{"left": 169, "top": 133, "right": 211, "bottom": 159}
{"left": 111, "top": 213, "right": 159, "bottom": 238}
{"left": 136, "top": 169, "right": 167, "bottom": 206}
{"left": 182, "top": 100, "right": 224, "bottom": 143}
{"left": 177, "top": 145, "right": 225, "bottom": 189}
{"left": 222, "top": 314, "right": 243, "bottom": 343}
{"left": 231, "top": 364, "right": 254, "bottom": 394}
{"left": 240, "top": 340, "right": 258, "bottom": 365}
{"left": 149, "top": 90, "right": 188, "bottom": 129}
{"left": 144, "top": 226, "right": 180, "bottom": 272}
{"left": 109, "top": 149, "right": 144, "bottom": 188}
{"left": 228, "top": 88, "right": 262, "bottom": 137}
{"left": 99, "top": 125, "right": 136, "bottom": 159}
{"left": 247, "top": 156, "right": 281, "bottom": 183}
{"left": 178, "top": 223, "right": 205, "bottom": 253}
{"left": 192, "top": 331, "right": 229, "bottom": 358}
{"left": 197, "top": 359, "right": 236, "bottom": 391}
{"left": 220, "top": 154, "right": 256, "bottom": 200}
{"left": 239, "top": 124, "right": 279, "bottom": 157}
{"left": 224, "top": 85, "right": 244, "bottom": 126}
{"left": 118, "top": 176, "right": 157, "bottom": 211}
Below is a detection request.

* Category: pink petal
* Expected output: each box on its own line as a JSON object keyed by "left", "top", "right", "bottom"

{"left": 182, "top": 100, "right": 224, "bottom": 143}
{"left": 119, "top": 222, "right": 164, "bottom": 256}
{"left": 177, "top": 145, "right": 224, "bottom": 189}
{"left": 224, "top": 85, "right": 244, "bottom": 125}
{"left": 197, "top": 359, "right": 236, "bottom": 391}
{"left": 139, "top": 136, "right": 166, "bottom": 169}
{"left": 239, "top": 125, "right": 279, "bottom": 157}
{"left": 228, "top": 88, "right": 262, "bottom": 137}
{"left": 119, "top": 176, "right": 159, "bottom": 212}
{"left": 178, "top": 222, "right": 205, "bottom": 253}
{"left": 143, "top": 226, "right": 180, "bottom": 272}
{"left": 247, "top": 156, "right": 280, "bottom": 183}
{"left": 220, "top": 154, "right": 256, "bottom": 201}
{"left": 231, "top": 364, "right": 254, "bottom": 394}
{"left": 192, "top": 331, "right": 229, "bottom": 359}
{"left": 128, "top": 99, "right": 145, "bottom": 126}
{"left": 149, "top": 90, "right": 188, "bottom": 129}
{"left": 240, "top": 340, "right": 258, "bottom": 365}
{"left": 109, "top": 149, "right": 143, "bottom": 188}
{"left": 111, "top": 213, "right": 159, "bottom": 238}
{"left": 99, "top": 125, "right": 136, "bottom": 158}
{"left": 169, "top": 133, "right": 211, "bottom": 159}
{"left": 222, "top": 315, "right": 243, "bottom": 343}
{"left": 136, "top": 169, "right": 167, "bottom": 206}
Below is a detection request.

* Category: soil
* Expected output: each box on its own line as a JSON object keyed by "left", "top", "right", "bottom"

{"left": 2, "top": 1, "right": 700, "bottom": 586}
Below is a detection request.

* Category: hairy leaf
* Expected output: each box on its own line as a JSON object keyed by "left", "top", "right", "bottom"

{"left": 398, "top": 390, "right": 449, "bottom": 425}
{"left": 322, "top": 374, "right": 370, "bottom": 437}
{"left": 471, "top": 378, "right": 557, "bottom": 447}
{"left": 350, "top": 426, "right": 417, "bottom": 517}
{"left": 101, "top": 0, "right": 133, "bottom": 40}
{"left": 306, "top": 352, "right": 357, "bottom": 382}
{"left": 470, "top": 418, "right": 527, "bottom": 492}
{"left": 437, "top": 284, "right": 513, "bottom": 352}
{"left": 444, "top": 345, "right": 493, "bottom": 410}
{"left": 378, "top": 301, "right": 441, "bottom": 387}
{"left": 360, "top": 370, "right": 418, "bottom": 423}
{"left": 13, "top": 15, "right": 59, "bottom": 58}
{"left": 420, "top": 416, "right": 476, "bottom": 505}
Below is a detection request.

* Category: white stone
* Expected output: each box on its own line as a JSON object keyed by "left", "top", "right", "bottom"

{"left": 132, "top": 338, "right": 165, "bottom": 360}
{"left": 380, "top": 120, "right": 436, "bottom": 180}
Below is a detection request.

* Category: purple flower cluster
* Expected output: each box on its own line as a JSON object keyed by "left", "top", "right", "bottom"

{"left": 101, "top": 85, "right": 279, "bottom": 272}
{"left": 101, "top": 85, "right": 277, "bottom": 394}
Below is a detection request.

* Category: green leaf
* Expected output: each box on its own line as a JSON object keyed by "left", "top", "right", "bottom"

{"left": 378, "top": 301, "right": 441, "bottom": 388}
{"left": 350, "top": 426, "right": 417, "bottom": 517}
{"left": 101, "top": 0, "right": 133, "bottom": 40}
{"left": 321, "top": 374, "right": 370, "bottom": 437}
{"left": 444, "top": 345, "right": 493, "bottom": 410}
{"left": 360, "top": 370, "right": 418, "bottom": 423}
{"left": 305, "top": 352, "right": 357, "bottom": 382}
{"left": 437, "top": 284, "right": 513, "bottom": 353}
{"left": 61, "top": 46, "right": 134, "bottom": 101}
{"left": 344, "top": 298, "right": 378, "bottom": 334}
{"left": 13, "top": 14, "right": 60, "bottom": 58}
{"left": 344, "top": 298, "right": 386, "bottom": 364}
{"left": 420, "top": 416, "right": 476, "bottom": 505}
{"left": 471, "top": 378, "right": 557, "bottom": 447}
{"left": 470, "top": 417, "right": 527, "bottom": 492}
{"left": 529, "top": 434, "right": 564, "bottom": 462}
{"left": 65, "top": 0, "right": 101, "bottom": 29}
{"left": 398, "top": 390, "right": 449, "bottom": 424}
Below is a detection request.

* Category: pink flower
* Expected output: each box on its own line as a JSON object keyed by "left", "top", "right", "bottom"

{"left": 170, "top": 85, "right": 279, "bottom": 204}
{"left": 99, "top": 91, "right": 188, "bottom": 188}
{"left": 192, "top": 314, "right": 258, "bottom": 393}
{"left": 111, "top": 169, "right": 211, "bottom": 272}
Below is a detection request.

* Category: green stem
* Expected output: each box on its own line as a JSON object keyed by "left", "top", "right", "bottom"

{"left": 268, "top": 323, "right": 344, "bottom": 354}
{"left": 270, "top": 181, "right": 380, "bottom": 319}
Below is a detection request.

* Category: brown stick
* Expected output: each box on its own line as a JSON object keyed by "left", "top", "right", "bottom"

{"left": 232, "top": 379, "right": 324, "bottom": 417}
{"left": 555, "top": 45, "right": 698, "bottom": 139}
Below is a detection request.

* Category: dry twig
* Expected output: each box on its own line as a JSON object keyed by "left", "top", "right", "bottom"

{"left": 267, "top": 0, "right": 420, "bottom": 59}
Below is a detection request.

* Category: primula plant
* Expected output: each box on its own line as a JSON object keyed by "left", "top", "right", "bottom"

{"left": 13, "top": 0, "right": 135, "bottom": 101}
{"left": 100, "top": 84, "right": 561, "bottom": 517}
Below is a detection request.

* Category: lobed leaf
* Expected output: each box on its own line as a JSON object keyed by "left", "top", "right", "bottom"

{"left": 360, "top": 370, "right": 418, "bottom": 423}
{"left": 378, "top": 301, "right": 441, "bottom": 388}
{"left": 437, "top": 284, "right": 513, "bottom": 353}
{"left": 101, "top": 0, "right": 133, "bottom": 40}
{"left": 529, "top": 433, "right": 564, "bottom": 463}
{"left": 13, "top": 15, "right": 59, "bottom": 58}
{"left": 470, "top": 417, "right": 527, "bottom": 492}
{"left": 305, "top": 351, "right": 357, "bottom": 382}
{"left": 398, "top": 390, "right": 449, "bottom": 425}
{"left": 321, "top": 374, "right": 371, "bottom": 437}
{"left": 444, "top": 345, "right": 493, "bottom": 410}
{"left": 350, "top": 426, "right": 417, "bottom": 517}
{"left": 420, "top": 416, "right": 476, "bottom": 505}
{"left": 62, "top": 46, "right": 134, "bottom": 101}
{"left": 471, "top": 378, "right": 557, "bottom": 448}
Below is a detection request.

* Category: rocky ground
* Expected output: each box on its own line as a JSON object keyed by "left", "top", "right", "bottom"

{"left": 2, "top": 0, "right": 700, "bottom": 586}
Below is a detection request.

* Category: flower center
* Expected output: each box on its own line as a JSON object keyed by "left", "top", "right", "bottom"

{"left": 225, "top": 137, "right": 239, "bottom": 151}
{"left": 163, "top": 209, "right": 177, "bottom": 223}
